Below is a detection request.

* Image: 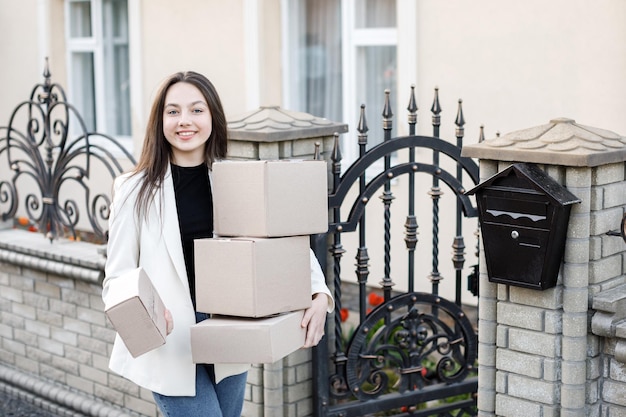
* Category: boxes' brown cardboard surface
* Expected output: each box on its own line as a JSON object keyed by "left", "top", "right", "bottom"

{"left": 212, "top": 159, "right": 328, "bottom": 237}
{"left": 194, "top": 236, "right": 311, "bottom": 317}
{"left": 104, "top": 267, "right": 167, "bottom": 358}
{"left": 191, "top": 310, "right": 306, "bottom": 364}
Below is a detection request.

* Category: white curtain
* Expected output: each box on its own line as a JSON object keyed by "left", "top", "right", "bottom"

{"left": 294, "top": 0, "right": 343, "bottom": 122}
{"left": 289, "top": 0, "right": 397, "bottom": 149}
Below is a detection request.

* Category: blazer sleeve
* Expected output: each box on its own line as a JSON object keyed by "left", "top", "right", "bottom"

{"left": 310, "top": 249, "right": 335, "bottom": 313}
{"left": 102, "top": 174, "right": 142, "bottom": 305}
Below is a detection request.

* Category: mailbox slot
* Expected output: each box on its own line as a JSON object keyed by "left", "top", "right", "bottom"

{"left": 467, "top": 163, "right": 580, "bottom": 290}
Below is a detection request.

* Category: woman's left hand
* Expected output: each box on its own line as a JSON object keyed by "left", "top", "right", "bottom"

{"left": 301, "top": 293, "right": 330, "bottom": 348}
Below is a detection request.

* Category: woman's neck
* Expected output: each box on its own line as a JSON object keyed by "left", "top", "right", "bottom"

{"left": 171, "top": 155, "right": 205, "bottom": 167}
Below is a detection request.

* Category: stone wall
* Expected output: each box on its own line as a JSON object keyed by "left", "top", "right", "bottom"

{"left": 463, "top": 118, "right": 626, "bottom": 417}
{"left": 0, "top": 229, "right": 147, "bottom": 416}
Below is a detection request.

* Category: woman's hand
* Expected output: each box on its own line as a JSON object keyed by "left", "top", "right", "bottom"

{"left": 301, "top": 293, "right": 330, "bottom": 348}
{"left": 164, "top": 309, "right": 174, "bottom": 335}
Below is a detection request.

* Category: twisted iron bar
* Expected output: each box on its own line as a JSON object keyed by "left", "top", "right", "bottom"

{"left": 404, "top": 85, "right": 419, "bottom": 294}
{"left": 380, "top": 90, "right": 395, "bottom": 301}
{"left": 355, "top": 105, "right": 371, "bottom": 323}
{"left": 453, "top": 99, "right": 467, "bottom": 305}
{"left": 329, "top": 133, "right": 349, "bottom": 398}
{"left": 429, "top": 87, "right": 443, "bottom": 295}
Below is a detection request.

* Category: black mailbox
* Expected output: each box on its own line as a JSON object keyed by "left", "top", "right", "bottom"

{"left": 466, "top": 163, "right": 580, "bottom": 290}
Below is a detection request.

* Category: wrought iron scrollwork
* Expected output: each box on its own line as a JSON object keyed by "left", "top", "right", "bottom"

{"left": 0, "top": 59, "right": 135, "bottom": 242}
{"left": 343, "top": 292, "right": 477, "bottom": 401}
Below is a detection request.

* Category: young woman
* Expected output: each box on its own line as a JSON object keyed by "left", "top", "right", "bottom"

{"left": 102, "top": 71, "right": 333, "bottom": 417}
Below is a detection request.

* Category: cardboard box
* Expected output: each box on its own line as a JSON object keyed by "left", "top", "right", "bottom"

{"left": 194, "top": 236, "right": 311, "bottom": 317}
{"left": 212, "top": 159, "right": 328, "bottom": 237}
{"left": 104, "top": 268, "right": 167, "bottom": 358}
{"left": 191, "top": 310, "right": 306, "bottom": 364}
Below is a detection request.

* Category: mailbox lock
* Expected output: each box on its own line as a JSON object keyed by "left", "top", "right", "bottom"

{"left": 511, "top": 230, "right": 519, "bottom": 240}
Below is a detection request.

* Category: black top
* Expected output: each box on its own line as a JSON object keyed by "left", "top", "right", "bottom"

{"left": 171, "top": 163, "right": 213, "bottom": 307}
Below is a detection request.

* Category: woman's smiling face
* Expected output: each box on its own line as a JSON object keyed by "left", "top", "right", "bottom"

{"left": 162, "top": 81, "right": 213, "bottom": 166}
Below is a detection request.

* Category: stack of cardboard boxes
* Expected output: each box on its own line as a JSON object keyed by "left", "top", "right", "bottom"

{"left": 103, "top": 159, "right": 328, "bottom": 364}
{"left": 190, "top": 159, "right": 328, "bottom": 364}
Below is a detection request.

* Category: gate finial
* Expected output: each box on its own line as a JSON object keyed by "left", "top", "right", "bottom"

{"left": 431, "top": 86, "right": 441, "bottom": 115}
{"left": 357, "top": 104, "right": 368, "bottom": 149}
{"left": 43, "top": 57, "right": 51, "bottom": 84}
{"left": 455, "top": 99, "right": 465, "bottom": 128}
{"left": 382, "top": 89, "right": 393, "bottom": 133}
{"left": 431, "top": 87, "right": 441, "bottom": 137}
{"left": 455, "top": 99, "right": 465, "bottom": 141}
{"left": 331, "top": 133, "right": 342, "bottom": 175}
{"left": 407, "top": 85, "right": 418, "bottom": 127}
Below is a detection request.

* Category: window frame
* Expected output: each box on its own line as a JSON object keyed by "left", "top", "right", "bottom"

{"left": 281, "top": 0, "right": 400, "bottom": 165}
{"left": 342, "top": 0, "right": 397, "bottom": 163}
{"left": 64, "top": 0, "right": 134, "bottom": 154}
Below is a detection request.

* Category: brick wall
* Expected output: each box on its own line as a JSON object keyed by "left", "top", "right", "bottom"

{"left": 0, "top": 229, "right": 156, "bottom": 416}
{"left": 0, "top": 228, "right": 326, "bottom": 417}
{"left": 476, "top": 160, "right": 626, "bottom": 417}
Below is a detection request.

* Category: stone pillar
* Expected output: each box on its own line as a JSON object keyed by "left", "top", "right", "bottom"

{"left": 227, "top": 106, "right": 347, "bottom": 417}
{"left": 462, "top": 118, "right": 626, "bottom": 417}
{"left": 227, "top": 106, "right": 347, "bottom": 164}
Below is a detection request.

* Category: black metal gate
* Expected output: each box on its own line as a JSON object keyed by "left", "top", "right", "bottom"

{"left": 311, "top": 86, "right": 480, "bottom": 417}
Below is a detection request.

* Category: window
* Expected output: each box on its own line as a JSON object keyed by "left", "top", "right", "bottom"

{"left": 65, "top": 0, "right": 131, "bottom": 139}
{"left": 283, "top": 0, "right": 343, "bottom": 123}
{"left": 283, "top": 0, "right": 397, "bottom": 163}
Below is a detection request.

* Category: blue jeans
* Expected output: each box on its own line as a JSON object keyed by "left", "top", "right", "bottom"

{"left": 152, "top": 313, "right": 248, "bottom": 417}
{"left": 153, "top": 364, "right": 248, "bottom": 417}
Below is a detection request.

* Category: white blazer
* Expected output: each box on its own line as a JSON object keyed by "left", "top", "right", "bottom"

{"left": 102, "top": 164, "right": 334, "bottom": 396}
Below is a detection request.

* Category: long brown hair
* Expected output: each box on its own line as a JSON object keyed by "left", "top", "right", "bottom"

{"left": 131, "top": 71, "right": 228, "bottom": 218}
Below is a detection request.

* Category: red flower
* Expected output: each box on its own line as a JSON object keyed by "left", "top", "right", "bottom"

{"left": 368, "top": 292, "right": 384, "bottom": 307}
{"left": 27, "top": 225, "right": 37, "bottom": 232}
{"left": 340, "top": 308, "right": 349, "bottom": 322}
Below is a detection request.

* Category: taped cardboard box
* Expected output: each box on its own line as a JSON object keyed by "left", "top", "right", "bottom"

{"left": 191, "top": 310, "right": 306, "bottom": 364}
{"left": 104, "top": 267, "right": 167, "bottom": 358}
{"left": 194, "top": 236, "right": 311, "bottom": 317}
{"left": 212, "top": 159, "right": 328, "bottom": 237}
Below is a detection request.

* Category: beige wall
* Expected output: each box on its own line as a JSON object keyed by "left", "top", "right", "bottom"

{"left": 136, "top": 0, "right": 248, "bottom": 152}
{"left": 258, "top": 0, "right": 283, "bottom": 107}
{"left": 411, "top": 0, "right": 626, "bottom": 144}
{"left": 136, "top": 0, "right": 283, "bottom": 151}
{"left": 4, "top": 1, "right": 625, "bottom": 151}
{"left": 0, "top": 0, "right": 42, "bottom": 121}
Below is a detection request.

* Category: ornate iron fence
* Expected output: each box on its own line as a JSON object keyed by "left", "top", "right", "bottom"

{"left": 312, "top": 86, "right": 480, "bottom": 417}
{"left": 0, "top": 59, "right": 135, "bottom": 242}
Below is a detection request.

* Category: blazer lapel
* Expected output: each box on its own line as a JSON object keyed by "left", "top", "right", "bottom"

{"left": 159, "top": 165, "right": 190, "bottom": 292}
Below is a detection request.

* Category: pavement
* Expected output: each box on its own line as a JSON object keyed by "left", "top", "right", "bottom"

{"left": 0, "top": 385, "right": 73, "bottom": 417}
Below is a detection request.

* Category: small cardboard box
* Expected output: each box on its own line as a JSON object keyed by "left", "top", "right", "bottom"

{"left": 194, "top": 236, "right": 311, "bottom": 317}
{"left": 212, "top": 159, "right": 328, "bottom": 237}
{"left": 104, "top": 268, "right": 167, "bottom": 358}
{"left": 191, "top": 310, "right": 306, "bottom": 364}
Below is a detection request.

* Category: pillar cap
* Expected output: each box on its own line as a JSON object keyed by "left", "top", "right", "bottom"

{"left": 462, "top": 118, "right": 626, "bottom": 167}
{"left": 227, "top": 106, "right": 348, "bottom": 143}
